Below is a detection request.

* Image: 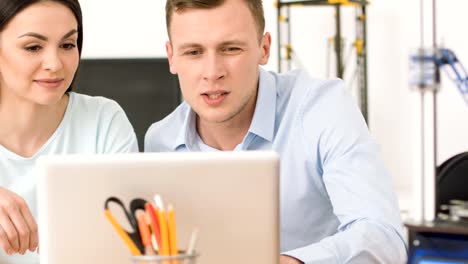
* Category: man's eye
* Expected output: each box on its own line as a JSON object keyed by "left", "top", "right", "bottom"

{"left": 223, "top": 47, "right": 242, "bottom": 54}
{"left": 24, "top": 45, "right": 42, "bottom": 52}
{"left": 61, "top": 43, "right": 76, "bottom": 50}
{"left": 184, "top": 50, "right": 201, "bottom": 56}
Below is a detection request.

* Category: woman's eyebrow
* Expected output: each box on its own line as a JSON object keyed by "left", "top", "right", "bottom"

{"left": 18, "top": 29, "right": 78, "bottom": 41}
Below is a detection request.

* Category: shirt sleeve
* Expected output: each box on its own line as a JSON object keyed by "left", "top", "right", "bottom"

{"left": 97, "top": 100, "right": 139, "bottom": 153}
{"left": 283, "top": 80, "right": 407, "bottom": 263}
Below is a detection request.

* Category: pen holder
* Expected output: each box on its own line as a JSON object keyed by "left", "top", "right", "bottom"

{"left": 129, "top": 251, "right": 199, "bottom": 264}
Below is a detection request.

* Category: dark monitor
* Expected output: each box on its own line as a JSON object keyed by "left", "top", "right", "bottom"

{"left": 74, "top": 58, "right": 181, "bottom": 151}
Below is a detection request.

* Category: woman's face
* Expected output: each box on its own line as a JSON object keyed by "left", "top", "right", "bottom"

{"left": 0, "top": 1, "right": 79, "bottom": 106}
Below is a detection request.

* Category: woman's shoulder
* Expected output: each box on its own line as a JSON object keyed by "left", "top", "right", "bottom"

{"left": 51, "top": 93, "right": 137, "bottom": 153}
{"left": 69, "top": 92, "right": 121, "bottom": 108}
{"left": 68, "top": 92, "right": 124, "bottom": 115}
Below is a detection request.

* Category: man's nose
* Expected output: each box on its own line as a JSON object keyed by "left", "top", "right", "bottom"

{"left": 202, "top": 53, "right": 226, "bottom": 81}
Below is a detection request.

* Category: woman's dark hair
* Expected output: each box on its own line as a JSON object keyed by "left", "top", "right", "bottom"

{"left": 0, "top": 0, "right": 83, "bottom": 92}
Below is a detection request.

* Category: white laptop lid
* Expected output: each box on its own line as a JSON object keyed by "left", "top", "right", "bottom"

{"left": 37, "top": 151, "right": 279, "bottom": 264}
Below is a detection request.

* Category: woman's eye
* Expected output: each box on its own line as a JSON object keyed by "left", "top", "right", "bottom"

{"left": 24, "top": 45, "right": 42, "bottom": 52}
{"left": 61, "top": 43, "right": 76, "bottom": 50}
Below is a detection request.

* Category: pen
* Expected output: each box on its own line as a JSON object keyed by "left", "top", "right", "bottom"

{"left": 151, "top": 233, "right": 159, "bottom": 252}
{"left": 154, "top": 194, "right": 165, "bottom": 211}
{"left": 104, "top": 210, "right": 142, "bottom": 256}
{"left": 145, "top": 213, "right": 159, "bottom": 252}
{"left": 186, "top": 229, "right": 198, "bottom": 255}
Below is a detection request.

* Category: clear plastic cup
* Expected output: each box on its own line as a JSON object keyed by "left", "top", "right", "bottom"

{"left": 129, "top": 251, "right": 199, "bottom": 264}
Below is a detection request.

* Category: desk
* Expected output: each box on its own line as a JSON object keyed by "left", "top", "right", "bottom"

{"left": 405, "top": 220, "right": 468, "bottom": 263}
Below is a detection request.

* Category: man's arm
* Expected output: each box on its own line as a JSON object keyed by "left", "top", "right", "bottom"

{"left": 282, "top": 217, "right": 406, "bottom": 263}
{"left": 283, "top": 79, "right": 406, "bottom": 263}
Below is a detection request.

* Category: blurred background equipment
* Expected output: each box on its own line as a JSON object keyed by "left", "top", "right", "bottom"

{"left": 406, "top": 0, "right": 468, "bottom": 263}
{"left": 276, "top": 0, "right": 369, "bottom": 123}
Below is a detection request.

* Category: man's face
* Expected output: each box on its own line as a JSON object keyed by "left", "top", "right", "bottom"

{"left": 166, "top": 0, "right": 271, "bottom": 126}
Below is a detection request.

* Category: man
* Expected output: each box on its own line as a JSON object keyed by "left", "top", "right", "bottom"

{"left": 145, "top": 0, "right": 407, "bottom": 263}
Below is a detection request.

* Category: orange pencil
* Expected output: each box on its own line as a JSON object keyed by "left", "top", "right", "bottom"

{"left": 145, "top": 203, "right": 162, "bottom": 250}
{"left": 136, "top": 211, "right": 156, "bottom": 256}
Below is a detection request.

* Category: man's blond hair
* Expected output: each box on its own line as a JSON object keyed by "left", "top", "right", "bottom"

{"left": 165, "top": 0, "right": 265, "bottom": 40}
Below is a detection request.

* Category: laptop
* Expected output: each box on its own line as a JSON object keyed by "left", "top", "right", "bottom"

{"left": 36, "top": 151, "right": 279, "bottom": 264}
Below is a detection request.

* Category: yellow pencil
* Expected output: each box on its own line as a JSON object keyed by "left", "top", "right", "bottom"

{"left": 157, "top": 207, "right": 170, "bottom": 256}
{"left": 104, "top": 210, "right": 142, "bottom": 256}
{"left": 167, "top": 205, "right": 178, "bottom": 256}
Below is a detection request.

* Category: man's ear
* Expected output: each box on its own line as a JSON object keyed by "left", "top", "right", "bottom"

{"left": 258, "top": 32, "right": 271, "bottom": 65}
{"left": 166, "top": 41, "right": 177, "bottom": 74}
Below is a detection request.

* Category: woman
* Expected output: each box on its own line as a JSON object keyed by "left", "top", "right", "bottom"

{"left": 0, "top": 0, "right": 138, "bottom": 262}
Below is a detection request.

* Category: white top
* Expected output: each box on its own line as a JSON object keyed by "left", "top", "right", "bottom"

{"left": 0, "top": 92, "right": 138, "bottom": 263}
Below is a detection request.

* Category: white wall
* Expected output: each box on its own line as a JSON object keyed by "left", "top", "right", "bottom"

{"left": 79, "top": 0, "right": 167, "bottom": 58}
{"left": 79, "top": 0, "right": 468, "bottom": 210}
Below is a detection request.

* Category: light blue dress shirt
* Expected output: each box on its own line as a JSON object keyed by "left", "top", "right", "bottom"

{"left": 145, "top": 68, "right": 407, "bottom": 263}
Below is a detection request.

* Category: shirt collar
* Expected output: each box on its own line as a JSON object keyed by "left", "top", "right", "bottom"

{"left": 173, "top": 103, "right": 197, "bottom": 151}
{"left": 248, "top": 67, "right": 276, "bottom": 142}
{"left": 173, "top": 67, "right": 277, "bottom": 150}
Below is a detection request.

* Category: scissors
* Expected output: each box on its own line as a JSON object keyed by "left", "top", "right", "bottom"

{"left": 104, "top": 196, "right": 147, "bottom": 255}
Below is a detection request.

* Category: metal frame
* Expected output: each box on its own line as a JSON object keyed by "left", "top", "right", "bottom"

{"left": 276, "top": 0, "right": 369, "bottom": 123}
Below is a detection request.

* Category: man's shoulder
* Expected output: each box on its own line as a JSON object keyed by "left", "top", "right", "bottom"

{"left": 145, "top": 102, "right": 190, "bottom": 151}
{"left": 282, "top": 69, "right": 344, "bottom": 95}
{"left": 272, "top": 69, "right": 346, "bottom": 112}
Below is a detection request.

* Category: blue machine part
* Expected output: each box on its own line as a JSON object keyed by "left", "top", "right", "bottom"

{"left": 409, "top": 232, "right": 468, "bottom": 264}
{"left": 435, "top": 48, "right": 468, "bottom": 105}
{"left": 417, "top": 258, "right": 468, "bottom": 264}
{"left": 409, "top": 49, "right": 439, "bottom": 89}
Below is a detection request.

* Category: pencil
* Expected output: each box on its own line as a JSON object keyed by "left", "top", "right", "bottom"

{"left": 167, "top": 205, "right": 178, "bottom": 256}
{"left": 157, "top": 207, "right": 170, "bottom": 256}
{"left": 136, "top": 211, "right": 156, "bottom": 256}
{"left": 104, "top": 210, "right": 142, "bottom": 256}
{"left": 145, "top": 203, "right": 162, "bottom": 250}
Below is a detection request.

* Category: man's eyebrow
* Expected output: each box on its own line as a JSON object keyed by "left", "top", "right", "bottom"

{"left": 219, "top": 40, "right": 247, "bottom": 46}
{"left": 176, "top": 40, "right": 248, "bottom": 51}
{"left": 18, "top": 29, "right": 78, "bottom": 41}
{"left": 177, "top": 43, "right": 203, "bottom": 50}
